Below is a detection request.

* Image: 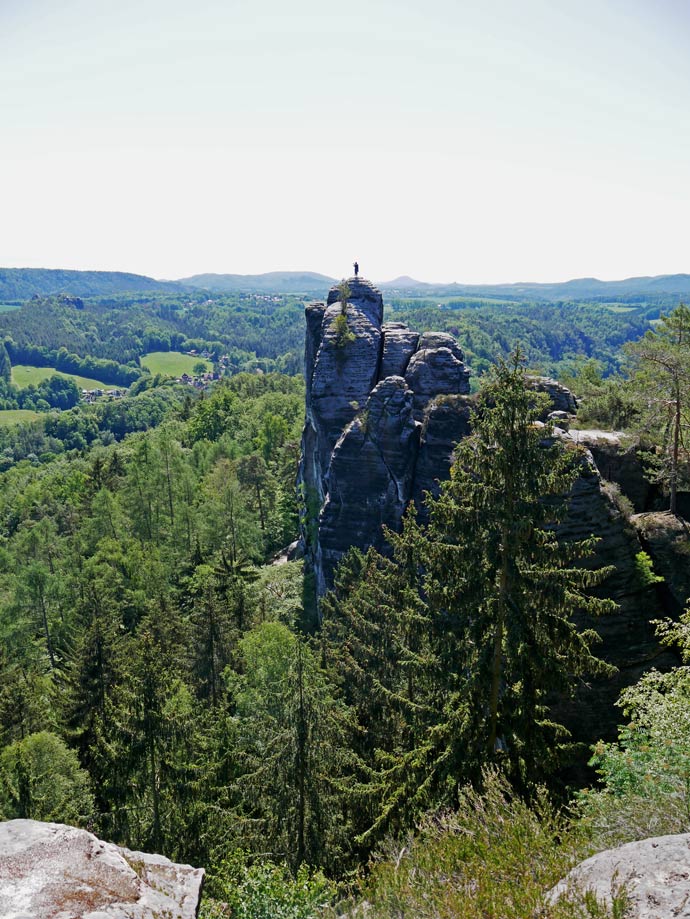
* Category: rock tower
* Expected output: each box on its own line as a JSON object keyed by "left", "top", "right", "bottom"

{"left": 298, "top": 277, "right": 471, "bottom": 600}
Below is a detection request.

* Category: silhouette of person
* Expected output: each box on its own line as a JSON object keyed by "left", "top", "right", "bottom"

{"left": 353, "top": 261, "right": 359, "bottom": 277}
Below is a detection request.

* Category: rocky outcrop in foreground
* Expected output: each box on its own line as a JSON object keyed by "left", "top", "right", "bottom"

{"left": 298, "top": 277, "right": 471, "bottom": 598}
{"left": 550, "top": 833, "right": 690, "bottom": 917}
{"left": 0, "top": 819, "right": 204, "bottom": 919}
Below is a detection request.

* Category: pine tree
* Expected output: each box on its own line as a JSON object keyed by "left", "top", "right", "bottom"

{"left": 230, "top": 622, "right": 355, "bottom": 874}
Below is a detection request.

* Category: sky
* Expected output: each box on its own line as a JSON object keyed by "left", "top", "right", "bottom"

{"left": 2, "top": 0, "right": 690, "bottom": 284}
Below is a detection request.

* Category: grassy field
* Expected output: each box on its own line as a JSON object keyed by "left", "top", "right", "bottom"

{"left": 141, "top": 351, "right": 212, "bottom": 376}
{"left": 0, "top": 409, "right": 41, "bottom": 426}
{"left": 11, "top": 365, "right": 110, "bottom": 390}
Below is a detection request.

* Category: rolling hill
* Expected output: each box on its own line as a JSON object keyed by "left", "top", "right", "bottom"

{"left": 0, "top": 268, "right": 186, "bottom": 302}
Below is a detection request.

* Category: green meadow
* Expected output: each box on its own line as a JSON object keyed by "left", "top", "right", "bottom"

{"left": 11, "top": 365, "right": 109, "bottom": 390}
{"left": 141, "top": 351, "right": 212, "bottom": 376}
{"left": 0, "top": 409, "right": 41, "bottom": 426}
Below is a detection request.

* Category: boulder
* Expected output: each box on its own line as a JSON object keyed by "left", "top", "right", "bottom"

{"left": 529, "top": 375, "right": 578, "bottom": 415}
{"left": 412, "top": 395, "right": 473, "bottom": 519}
{"left": 632, "top": 511, "right": 690, "bottom": 611}
{"left": 0, "top": 819, "right": 204, "bottom": 919}
{"left": 550, "top": 833, "right": 690, "bottom": 918}
{"left": 572, "top": 429, "right": 652, "bottom": 512}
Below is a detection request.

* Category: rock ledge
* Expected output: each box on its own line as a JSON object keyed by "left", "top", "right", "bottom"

{"left": 0, "top": 818, "right": 204, "bottom": 919}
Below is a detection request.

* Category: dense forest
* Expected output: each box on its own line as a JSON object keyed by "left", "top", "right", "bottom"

{"left": 0, "top": 283, "right": 689, "bottom": 918}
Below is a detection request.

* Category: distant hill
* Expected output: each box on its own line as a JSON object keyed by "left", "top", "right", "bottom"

{"left": 5, "top": 266, "right": 690, "bottom": 302}
{"left": 378, "top": 276, "right": 431, "bottom": 290}
{"left": 0, "top": 268, "right": 185, "bottom": 301}
{"left": 178, "top": 271, "right": 337, "bottom": 293}
{"left": 379, "top": 274, "right": 690, "bottom": 300}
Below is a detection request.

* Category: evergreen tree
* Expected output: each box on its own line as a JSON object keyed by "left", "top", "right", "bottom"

{"left": 230, "top": 622, "right": 355, "bottom": 874}
{"left": 625, "top": 302, "right": 690, "bottom": 514}
{"left": 421, "top": 353, "right": 616, "bottom": 784}
{"left": 322, "top": 353, "right": 617, "bottom": 844}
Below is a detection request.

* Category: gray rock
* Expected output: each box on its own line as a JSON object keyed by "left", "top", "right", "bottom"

{"left": 529, "top": 375, "right": 578, "bottom": 415}
{"left": 319, "top": 377, "right": 420, "bottom": 588}
{"left": 631, "top": 511, "right": 690, "bottom": 611}
{"left": 0, "top": 819, "right": 204, "bottom": 919}
{"left": 412, "top": 395, "right": 473, "bottom": 519}
{"left": 573, "top": 430, "right": 651, "bottom": 512}
{"left": 405, "top": 342, "right": 470, "bottom": 420}
{"left": 550, "top": 441, "right": 675, "bottom": 751}
{"left": 550, "top": 833, "right": 690, "bottom": 918}
{"left": 379, "top": 322, "right": 419, "bottom": 380}
{"left": 298, "top": 279, "right": 471, "bottom": 600}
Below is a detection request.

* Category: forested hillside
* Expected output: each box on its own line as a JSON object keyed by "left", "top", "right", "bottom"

{"left": 0, "top": 268, "right": 184, "bottom": 302}
{"left": 0, "top": 280, "right": 688, "bottom": 918}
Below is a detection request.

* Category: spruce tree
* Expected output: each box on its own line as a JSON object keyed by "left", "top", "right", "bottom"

{"left": 421, "top": 353, "right": 616, "bottom": 784}
{"left": 322, "top": 352, "right": 617, "bottom": 845}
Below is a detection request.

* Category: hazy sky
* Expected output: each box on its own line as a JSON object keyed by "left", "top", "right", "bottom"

{"left": 2, "top": 0, "right": 690, "bottom": 283}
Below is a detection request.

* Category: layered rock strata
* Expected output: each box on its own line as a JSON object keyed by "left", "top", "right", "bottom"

{"left": 298, "top": 277, "right": 470, "bottom": 598}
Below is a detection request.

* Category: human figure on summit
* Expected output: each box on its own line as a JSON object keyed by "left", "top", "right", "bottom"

{"left": 353, "top": 261, "right": 359, "bottom": 277}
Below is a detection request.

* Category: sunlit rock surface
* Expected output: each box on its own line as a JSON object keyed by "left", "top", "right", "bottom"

{"left": 0, "top": 819, "right": 204, "bottom": 919}
{"left": 550, "top": 833, "right": 690, "bottom": 918}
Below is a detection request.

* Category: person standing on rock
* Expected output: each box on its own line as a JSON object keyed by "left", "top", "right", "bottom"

{"left": 353, "top": 261, "right": 359, "bottom": 277}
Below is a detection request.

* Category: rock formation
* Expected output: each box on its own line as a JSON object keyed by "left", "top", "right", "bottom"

{"left": 298, "top": 281, "right": 681, "bottom": 747}
{"left": 549, "top": 439, "right": 676, "bottom": 749}
{"left": 0, "top": 819, "right": 204, "bottom": 919}
{"left": 550, "top": 833, "right": 690, "bottom": 918}
{"left": 298, "top": 277, "right": 471, "bottom": 599}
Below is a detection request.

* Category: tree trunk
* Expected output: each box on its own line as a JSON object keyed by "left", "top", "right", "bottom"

{"left": 488, "top": 527, "right": 509, "bottom": 754}
{"left": 671, "top": 386, "right": 680, "bottom": 515}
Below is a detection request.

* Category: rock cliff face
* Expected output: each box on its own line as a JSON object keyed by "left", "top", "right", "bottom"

{"left": 550, "top": 441, "right": 676, "bottom": 748}
{"left": 298, "top": 277, "right": 470, "bottom": 599}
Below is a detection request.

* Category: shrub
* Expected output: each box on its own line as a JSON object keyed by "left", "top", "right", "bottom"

{"left": 579, "top": 610, "right": 690, "bottom": 849}
{"left": 330, "top": 313, "right": 355, "bottom": 349}
{"left": 327, "top": 769, "right": 625, "bottom": 919}
{"left": 200, "top": 855, "right": 335, "bottom": 919}
{"left": 0, "top": 731, "right": 94, "bottom": 825}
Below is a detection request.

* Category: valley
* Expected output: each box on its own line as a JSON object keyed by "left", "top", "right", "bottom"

{"left": 0, "top": 269, "right": 688, "bottom": 919}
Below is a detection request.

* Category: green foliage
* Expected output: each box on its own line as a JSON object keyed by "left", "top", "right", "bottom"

{"left": 0, "top": 341, "right": 11, "bottom": 383}
{"left": 0, "top": 291, "right": 306, "bottom": 374}
{"left": 388, "top": 298, "right": 652, "bottom": 380}
{"left": 580, "top": 605, "right": 690, "bottom": 848}
{"left": 201, "top": 854, "right": 335, "bottom": 919}
{"left": 328, "top": 769, "right": 626, "bottom": 919}
{"left": 229, "top": 622, "right": 355, "bottom": 873}
{"left": 623, "top": 302, "right": 690, "bottom": 512}
{"left": 321, "top": 354, "right": 616, "bottom": 847}
{"left": 633, "top": 550, "right": 664, "bottom": 588}
{"left": 0, "top": 731, "right": 94, "bottom": 824}
{"left": 329, "top": 313, "right": 356, "bottom": 349}
{"left": 0, "top": 371, "right": 306, "bottom": 866}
